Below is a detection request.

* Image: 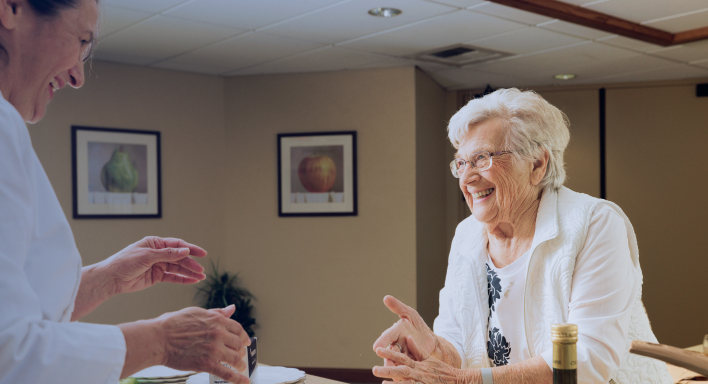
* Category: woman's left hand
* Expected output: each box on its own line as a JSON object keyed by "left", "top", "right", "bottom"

{"left": 104, "top": 236, "right": 207, "bottom": 295}
{"left": 72, "top": 237, "right": 207, "bottom": 321}
{"left": 373, "top": 336, "right": 468, "bottom": 384}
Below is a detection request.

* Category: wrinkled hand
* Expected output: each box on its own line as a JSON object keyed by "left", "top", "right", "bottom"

{"left": 373, "top": 336, "right": 466, "bottom": 384}
{"left": 104, "top": 236, "right": 207, "bottom": 295}
{"left": 159, "top": 305, "right": 252, "bottom": 384}
{"left": 373, "top": 296, "right": 437, "bottom": 368}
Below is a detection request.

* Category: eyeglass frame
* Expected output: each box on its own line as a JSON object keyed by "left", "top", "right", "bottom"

{"left": 449, "top": 150, "right": 514, "bottom": 178}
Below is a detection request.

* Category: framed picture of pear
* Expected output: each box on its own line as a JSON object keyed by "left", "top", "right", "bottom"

{"left": 278, "top": 131, "right": 357, "bottom": 217}
{"left": 72, "top": 126, "right": 161, "bottom": 219}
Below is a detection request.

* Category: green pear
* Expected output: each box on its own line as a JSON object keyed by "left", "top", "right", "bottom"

{"left": 100, "top": 146, "right": 139, "bottom": 193}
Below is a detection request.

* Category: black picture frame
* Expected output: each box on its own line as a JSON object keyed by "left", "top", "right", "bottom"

{"left": 72, "top": 126, "right": 162, "bottom": 219}
{"left": 278, "top": 131, "right": 357, "bottom": 217}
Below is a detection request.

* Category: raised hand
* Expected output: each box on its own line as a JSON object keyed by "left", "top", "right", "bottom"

{"left": 373, "top": 296, "right": 437, "bottom": 366}
{"left": 104, "top": 236, "right": 207, "bottom": 295}
{"left": 72, "top": 236, "right": 208, "bottom": 321}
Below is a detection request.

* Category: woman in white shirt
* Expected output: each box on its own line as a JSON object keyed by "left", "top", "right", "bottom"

{"left": 372, "top": 89, "right": 672, "bottom": 384}
{"left": 0, "top": 1, "right": 249, "bottom": 383}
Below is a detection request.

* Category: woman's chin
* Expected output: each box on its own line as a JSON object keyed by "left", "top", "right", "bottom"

{"left": 472, "top": 207, "right": 497, "bottom": 223}
{"left": 27, "top": 106, "right": 46, "bottom": 124}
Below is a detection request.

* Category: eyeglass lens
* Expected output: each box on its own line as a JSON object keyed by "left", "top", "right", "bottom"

{"left": 451, "top": 152, "right": 492, "bottom": 177}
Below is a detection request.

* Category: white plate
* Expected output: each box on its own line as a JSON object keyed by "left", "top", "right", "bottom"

{"left": 251, "top": 366, "right": 306, "bottom": 384}
{"left": 132, "top": 365, "right": 197, "bottom": 379}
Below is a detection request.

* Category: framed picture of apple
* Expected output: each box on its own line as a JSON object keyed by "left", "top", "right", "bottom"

{"left": 72, "top": 126, "right": 161, "bottom": 219}
{"left": 278, "top": 131, "right": 357, "bottom": 217}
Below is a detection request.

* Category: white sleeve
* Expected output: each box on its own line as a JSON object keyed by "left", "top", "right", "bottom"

{"left": 540, "top": 205, "right": 639, "bottom": 384}
{"left": 0, "top": 113, "right": 126, "bottom": 384}
{"left": 433, "top": 236, "right": 466, "bottom": 367}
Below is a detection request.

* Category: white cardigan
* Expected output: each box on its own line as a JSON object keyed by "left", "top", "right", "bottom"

{"left": 433, "top": 187, "right": 672, "bottom": 384}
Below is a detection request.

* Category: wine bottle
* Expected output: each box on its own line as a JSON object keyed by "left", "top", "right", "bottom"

{"left": 552, "top": 323, "right": 578, "bottom": 384}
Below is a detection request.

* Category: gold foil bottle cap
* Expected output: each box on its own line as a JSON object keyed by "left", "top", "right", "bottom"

{"left": 552, "top": 323, "right": 578, "bottom": 343}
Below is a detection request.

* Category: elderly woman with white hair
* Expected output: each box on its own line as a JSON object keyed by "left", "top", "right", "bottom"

{"left": 372, "top": 89, "right": 672, "bottom": 384}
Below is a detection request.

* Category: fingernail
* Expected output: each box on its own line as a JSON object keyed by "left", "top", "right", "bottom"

{"left": 180, "top": 247, "right": 190, "bottom": 254}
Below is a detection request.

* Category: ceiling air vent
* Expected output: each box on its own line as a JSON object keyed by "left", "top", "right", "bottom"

{"left": 414, "top": 44, "right": 510, "bottom": 66}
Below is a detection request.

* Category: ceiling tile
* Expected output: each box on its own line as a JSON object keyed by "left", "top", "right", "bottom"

{"left": 583, "top": 0, "right": 708, "bottom": 24}
{"left": 163, "top": 0, "right": 348, "bottom": 30}
{"left": 532, "top": 54, "right": 678, "bottom": 81}
{"left": 468, "top": 42, "right": 638, "bottom": 76}
{"left": 340, "top": 10, "right": 525, "bottom": 56}
{"left": 225, "top": 47, "right": 388, "bottom": 76}
{"left": 692, "top": 60, "right": 708, "bottom": 69}
{"left": 428, "top": 67, "right": 540, "bottom": 89}
{"left": 260, "top": 0, "right": 456, "bottom": 45}
{"left": 98, "top": 5, "right": 152, "bottom": 37}
{"left": 427, "top": 0, "right": 486, "bottom": 8}
{"left": 94, "top": 16, "right": 244, "bottom": 66}
{"left": 581, "top": 63, "right": 708, "bottom": 84}
{"left": 648, "top": 39, "right": 708, "bottom": 63}
{"left": 597, "top": 35, "right": 664, "bottom": 52}
{"left": 555, "top": 0, "right": 597, "bottom": 5}
{"left": 538, "top": 20, "right": 614, "bottom": 39}
{"left": 471, "top": 2, "right": 554, "bottom": 25}
{"left": 154, "top": 32, "right": 325, "bottom": 75}
{"left": 643, "top": 9, "right": 708, "bottom": 34}
{"left": 102, "top": 0, "right": 190, "bottom": 13}
{"left": 469, "top": 27, "right": 586, "bottom": 55}
{"left": 347, "top": 55, "right": 421, "bottom": 70}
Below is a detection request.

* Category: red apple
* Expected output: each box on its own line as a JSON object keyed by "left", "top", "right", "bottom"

{"left": 298, "top": 155, "right": 337, "bottom": 193}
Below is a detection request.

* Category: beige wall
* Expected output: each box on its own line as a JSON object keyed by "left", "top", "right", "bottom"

{"left": 414, "top": 69, "right": 451, "bottom": 327}
{"left": 222, "top": 68, "right": 419, "bottom": 369}
{"left": 31, "top": 60, "right": 227, "bottom": 325}
{"left": 537, "top": 89, "right": 601, "bottom": 198}
{"left": 606, "top": 84, "right": 708, "bottom": 348}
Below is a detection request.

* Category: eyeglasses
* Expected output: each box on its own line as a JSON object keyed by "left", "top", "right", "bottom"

{"left": 449, "top": 151, "right": 513, "bottom": 178}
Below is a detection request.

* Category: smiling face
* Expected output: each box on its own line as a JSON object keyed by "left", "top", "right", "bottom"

{"left": 457, "top": 117, "right": 540, "bottom": 225}
{"left": 1, "top": 0, "right": 98, "bottom": 123}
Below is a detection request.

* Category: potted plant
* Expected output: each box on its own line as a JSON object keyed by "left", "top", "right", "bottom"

{"left": 195, "top": 261, "right": 256, "bottom": 337}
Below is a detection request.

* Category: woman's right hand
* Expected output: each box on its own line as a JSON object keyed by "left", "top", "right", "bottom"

{"left": 158, "top": 306, "right": 251, "bottom": 383}
{"left": 120, "top": 305, "right": 251, "bottom": 383}
{"left": 373, "top": 296, "right": 437, "bottom": 366}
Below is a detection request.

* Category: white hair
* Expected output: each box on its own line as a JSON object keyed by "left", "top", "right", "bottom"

{"left": 447, "top": 88, "right": 570, "bottom": 191}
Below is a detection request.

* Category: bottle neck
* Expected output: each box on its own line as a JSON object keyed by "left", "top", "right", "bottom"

{"left": 552, "top": 341, "right": 577, "bottom": 370}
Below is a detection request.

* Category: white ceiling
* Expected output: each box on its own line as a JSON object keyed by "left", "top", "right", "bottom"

{"left": 94, "top": 0, "right": 708, "bottom": 89}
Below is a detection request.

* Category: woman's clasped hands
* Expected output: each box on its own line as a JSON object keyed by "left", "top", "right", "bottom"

{"left": 372, "top": 296, "right": 469, "bottom": 384}
{"left": 374, "top": 336, "right": 468, "bottom": 384}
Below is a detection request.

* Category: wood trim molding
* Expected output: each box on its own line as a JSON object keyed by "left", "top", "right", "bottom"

{"left": 290, "top": 367, "right": 379, "bottom": 383}
{"left": 487, "top": 0, "right": 708, "bottom": 47}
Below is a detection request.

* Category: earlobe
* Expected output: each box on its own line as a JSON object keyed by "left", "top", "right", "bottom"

{"left": 0, "top": 0, "right": 21, "bottom": 30}
{"left": 530, "top": 152, "right": 550, "bottom": 186}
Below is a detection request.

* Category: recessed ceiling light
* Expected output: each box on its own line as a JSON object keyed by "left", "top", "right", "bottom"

{"left": 554, "top": 74, "right": 576, "bottom": 80}
{"left": 368, "top": 7, "right": 402, "bottom": 17}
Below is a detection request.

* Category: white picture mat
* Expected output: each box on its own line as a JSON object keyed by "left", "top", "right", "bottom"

{"left": 280, "top": 134, "right": 354, "bottom": 214}
{"left": 76, "top": 130, "right": 159, "bottom": 215}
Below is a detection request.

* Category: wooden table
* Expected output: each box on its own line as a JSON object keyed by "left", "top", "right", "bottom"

{"left": 187, "top": 365, "right": 347, "bottom": 384}
{"left": 301, "top": 374, "right": 346, "bottom": 384}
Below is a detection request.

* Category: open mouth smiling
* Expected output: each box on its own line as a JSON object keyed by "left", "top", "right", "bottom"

{"left": 472, "top": 188, "right": 494, "bottom": 199}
